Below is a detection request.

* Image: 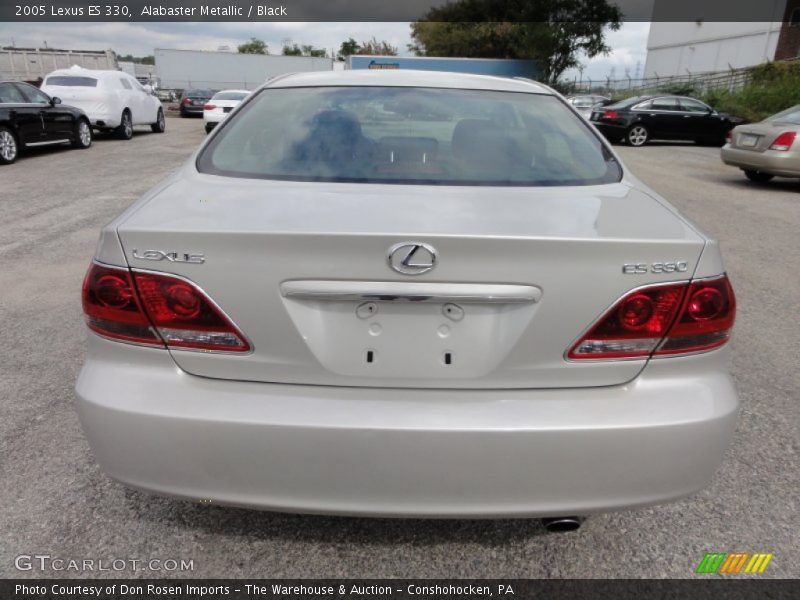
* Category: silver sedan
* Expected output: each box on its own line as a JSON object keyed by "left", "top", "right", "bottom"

{"left": 722, "top": 105, "right": 800, "bottom": 182}
{"left": 76, "top": 70, "right": 738, "bottom": 529}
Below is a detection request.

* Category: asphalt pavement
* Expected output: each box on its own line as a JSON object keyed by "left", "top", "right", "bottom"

{"left": 1, "top": 119, "right": 797, "bottom": 578}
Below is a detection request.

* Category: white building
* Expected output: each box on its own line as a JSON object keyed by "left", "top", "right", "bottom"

{"left": 644, "top": 22, "right": 785, "bottom": 77}
{"left": 154, "top": 49, "right": 333, "bottom": 91}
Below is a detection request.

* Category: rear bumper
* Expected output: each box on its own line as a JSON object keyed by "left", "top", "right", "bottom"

{"left": 203, "top": 111, "right": 227, "bottom": 124}
{"left": 86, "top": 112, "right": 119, "bottom": 128}
{"left": 593, "top": 121, "right": 628, "bottom": 141}
{"left": 721, "top": 145, "right": 800, "bottom": 177}
{"left": 75, "top": 336, "right": 739, "bottom": 518}
{"left": 180, "top": 105, "right": 204, "bottom": 116}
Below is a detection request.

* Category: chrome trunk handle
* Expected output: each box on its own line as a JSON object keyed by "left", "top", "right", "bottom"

{"left": 280, "top": 280, "right": 541, "bottom": 304}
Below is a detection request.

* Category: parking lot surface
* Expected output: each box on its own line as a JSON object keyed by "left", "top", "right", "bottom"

{"left": 1, "top": 119, "right": 797, "bottom": 578}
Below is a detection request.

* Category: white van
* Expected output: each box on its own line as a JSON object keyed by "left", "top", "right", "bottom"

{"left": 41, "top": 66, "right": 165, "bottom": 139}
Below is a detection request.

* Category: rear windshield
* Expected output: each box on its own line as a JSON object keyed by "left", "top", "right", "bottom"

{"left": 46, "top": 76, "right": 98, "bottom": 87}
{"left": 570, "top": 97, "right": 597, "bottom": 107}
{"left": 186, "top": 89, "right": 213, "bottom": 97}
{"left": 197, "top": 86, "right": 621, "bottom": 186}
{"left": 767, "top": 106, "right": 800, "bottom": 125}
{"left": 213, "top": 92, "right": 249, "bottom": 101}
{"left": 605, "top": 96, "right": 644, "bottom": 110}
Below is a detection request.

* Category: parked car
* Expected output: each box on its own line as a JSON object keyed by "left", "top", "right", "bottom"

{"left": 179, "top": 89, "right": 215, "bottom": 117}
{"left": 40, "top": 66, "right": 165, "bottom": 139}
{"left": 77, "top": 70, "right": 738, "bottom": 527}
{"left": 0, "top": 80, "right": 92, "bottom": 164}
{"left": 203, "top": 89, "right": 250, "bottom": 133}
{"left": 721, "top": 105, "right": 800, "bottom": 182}
{"left": 590, "top": 95, "right": 738, "bottom": 146}
{"left": 566, "top": 94, "right": 611, "bottom": 119}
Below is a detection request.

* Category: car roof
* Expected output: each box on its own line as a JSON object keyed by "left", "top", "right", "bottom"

{"left": 44, "top": 66, "right": 129, "bottom": 79}
{"left": 264, "top": 69, "right": 552, "bottom": 94}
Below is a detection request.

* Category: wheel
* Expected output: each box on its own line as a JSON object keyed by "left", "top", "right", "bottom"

{"left": 116, "top": 110, "right": 133, "bottom": 140}
{"left": 151, "top": 108, "right": 166, "bottom": 133}
{"left": 744, "top": 170, "right": 774, "bottom": 183}
{"left": 72, "top": 118, "right": 92, "bottom": 149}
{"left": 626, "top": 124, "right": 649, "bottom": 147}
{"left": 0, "top": 126, "right": 19, "bottom": 164}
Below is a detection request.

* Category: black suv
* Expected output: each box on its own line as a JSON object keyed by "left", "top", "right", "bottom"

{"left": 590, "top": 95, "right": 738, "bottom": 147}
{"left": 0, "top": 80, "right": 92, "bottom": 164}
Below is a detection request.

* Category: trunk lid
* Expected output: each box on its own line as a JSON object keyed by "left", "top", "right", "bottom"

{"left": 115, "top": 171, "right": 706, "bottom": 389}
{"left": 731, "top": 122, "right": 791, "bottom": 152}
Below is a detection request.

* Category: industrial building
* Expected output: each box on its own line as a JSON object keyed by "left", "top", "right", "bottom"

{"left": 154, "top": 49, "right": 334, "bottom": 91}
{"left": 0, "top": 47, "right": 117, "bottom": 84}
{"left": 645, "top": 3, "right": 800, "bottom": 77}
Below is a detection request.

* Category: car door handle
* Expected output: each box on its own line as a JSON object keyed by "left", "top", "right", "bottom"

{"left": 280, "top": 280, "right": 542, "bottom": 304}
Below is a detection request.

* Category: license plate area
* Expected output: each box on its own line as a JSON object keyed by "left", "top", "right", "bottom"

{"left": 279, "top": 281, "right": 540, "bottom": 380}
{"left": 739, "top": 133, "right": 758, "bottom": 147}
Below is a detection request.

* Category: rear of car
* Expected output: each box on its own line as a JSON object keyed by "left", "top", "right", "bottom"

{"left": 180, "top": 89, "right": 214, "bottom": 117}
{"left": 203, "top": 90, "right": 249, "bottom": 133}
{"left": 76, "top": 71, "right": 738, "bottom": 518}
{"left": 41, "top": 68, "right": 119, "bottom": 128}
{"left": 722, "top": 105, "right": 800, "bottom": 181}
{"left": 568, "top": 95, "right": 609, "bottom": 119}
{"left": 590, "top": 96, "right": 644, "bottom": 141}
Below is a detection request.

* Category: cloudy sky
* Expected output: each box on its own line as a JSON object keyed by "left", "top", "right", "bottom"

{"left": 0, "top": 21, "right": 650, "bottom": 81}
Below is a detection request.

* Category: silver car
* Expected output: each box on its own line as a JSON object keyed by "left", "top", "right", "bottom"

{"left": 721, "top": 105, "right": 800, "bottom": 182}
{"left": 567, "top": 94, "right": 610, "bottom": 119}
{"left": 76, "top": 71, "right": 738, "bottom": 527}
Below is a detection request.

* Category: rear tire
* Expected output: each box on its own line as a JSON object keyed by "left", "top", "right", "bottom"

{"left": 117, "top": 110, "right": 133, "bottom": 140}
{"left": 0, "top": 126, "right": 18, "bottom": 164}
{"left": 72, "top": 118, "right": 92, "bottom": 149}
{"left": 744, "top": 170, "right": 774, "bottom": 183}
{"left": 626, "top": 124, "right": 649, "bottom": 147}
{"left": 151, "top": 108, "right": 166, "bottom": 133}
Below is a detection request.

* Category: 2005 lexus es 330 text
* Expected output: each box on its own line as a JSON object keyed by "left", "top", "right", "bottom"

{"left": 76, "top": 71, "right": 738, "bottom": 526}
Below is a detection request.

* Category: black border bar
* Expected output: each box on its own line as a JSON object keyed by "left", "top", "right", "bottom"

{"left": 3, "top": 579, "right": 799, "bottom": 600}
{"left": 0, "top": 0, "right": 796, "bottom": 22}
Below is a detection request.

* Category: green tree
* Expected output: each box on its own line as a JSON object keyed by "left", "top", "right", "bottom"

{"left": 117, "top": 54, "right": 155, "bottom": 65}
{"left": 282, "top": 44, "right": 302, "bottom": 56}
{"left": 409, "top": 0, "right": 622, "bottom": 84}
{"left": 337, "top": 38, "right": 361, "bottom": 60}
{"left": 238, "top": 38, "right": 268, "bottom": 55}
{"left": 358, "top": 37, "right": 398, "bottom": 56}
{"left": 282, "top": 43, "right": 327, "bottom": 58}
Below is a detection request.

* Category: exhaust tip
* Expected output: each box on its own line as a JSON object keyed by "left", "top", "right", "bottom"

{"left": 541, "top": 516, "right": 582, "bottom": 533}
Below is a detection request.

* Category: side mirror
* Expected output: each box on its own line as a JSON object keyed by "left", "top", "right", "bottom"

{"left": 50, "top": 96, "right": 62, "bottom": 106}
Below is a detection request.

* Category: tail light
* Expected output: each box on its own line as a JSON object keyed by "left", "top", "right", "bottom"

{"left": 82, "top": 263, "right": 250, "bottom": 352}
{"left": 725, "top": 130, "right": 733, "bottom": 144}
{"left": 769, "top": 131, "right": 796, "bottom": 151}
{"left": 601, "top": 111, "right": 619, "bottom": 120}
{"left": 182, "top": 97, "right": 192, "bottom": 105}
{"left": 568, "top": 275, "right": 735, "bottom": 360}
{"left": 203, "top": 103, "right": 216, "bottom": 110}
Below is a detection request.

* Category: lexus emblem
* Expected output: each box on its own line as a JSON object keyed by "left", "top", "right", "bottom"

{"left": 387, "top": 242, "right": 437, "bottom": 275}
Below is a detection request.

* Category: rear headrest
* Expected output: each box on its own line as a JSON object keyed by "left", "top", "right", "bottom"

{"left": 378, "top": 136, "right": 438, "bottom": 163}
{"left": 451, "top": 119, "right": 530, "bottom": 172}
{"left": 309, "top": 110, "right": 363, "bottom": 144}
